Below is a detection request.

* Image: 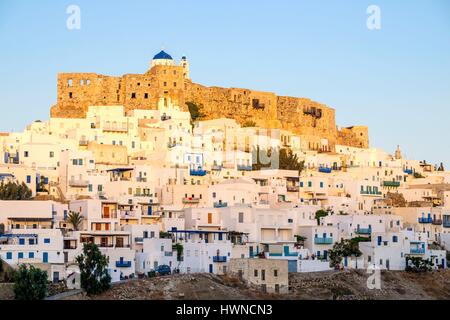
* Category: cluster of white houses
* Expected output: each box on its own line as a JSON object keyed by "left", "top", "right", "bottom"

{"left": 1, "top": 96, "right": 449, "bottom": 293}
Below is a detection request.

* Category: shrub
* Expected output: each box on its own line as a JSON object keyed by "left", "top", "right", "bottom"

{"left": 13, "top": 264, "right": 48, "bottom": 300}
{"left": 148, "top": 270, "right": 156, "bottom": 278}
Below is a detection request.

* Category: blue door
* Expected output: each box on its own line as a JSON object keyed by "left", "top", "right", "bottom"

{"left": 43, "top": 252, "right": 48, "bottom": 263}
{"left": 148, "top": 206, "right": 152, "bottom": 216}
{"left": 324, "top": 250, "right": 328, "bottom": 260}
{"left": 344, "top": 256, "right": 348, "bottom": 267}
{"left": 218, "top": 233, "right": 223, "bottom": 241}
{"left": 288, "top": 260, "right": 297, "bottom": 273}
{"left": 209, "top": 264, "right": 213, "bottom": 273}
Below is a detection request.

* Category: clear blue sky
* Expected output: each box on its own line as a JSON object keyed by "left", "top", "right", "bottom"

{"left": 0, "top": 0, "right": 449, "bottom": 166}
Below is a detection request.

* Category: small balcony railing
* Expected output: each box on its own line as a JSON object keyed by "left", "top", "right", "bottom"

{"left": 68, "top": 179, "right": 89, "bottom": 187}
{"left": 161, "top": 115, "right": 172, "bottom": 121}
{"left": 164, "top": 251, "right": 173, "bottom": 257}
{"left": 418, "top": 217, "right": 432, "bottom": 224}
{"left": 213, "top": 202, "right": 228, "bottom": 208}
{"left": 115, "top": 260, "right": 132, "bottom": 268}
{"left": 237, "top": 165, "right": 253, "bottom": 171}
{"left": 410, "top": 248, "right": 425, "bottom": 254}
{"left": 287, "top": 186, "right": 299, "bottom": 192}
{"left": 314, "top": 237, "right": 333, "bottom": 245}
{"left": 319, "top": 167, "right": 332, "bottom": 173}
{"left": 211, "top": 165, "right": 223, "bottom": 171}
{"left": 404, "top": 169, "right": 413, "bottom": 175}
{"left": 356, "top": 228, "right": 372, "bottom": 235}
{"left": 383, "top": 181, "right": 400, "bottom": 187}
{"left": 103, "top": 126, "right": 128, "bottom": 133}
{"left": 182, "top": 197, "right": 200, "bottom": 204}
{"left": 190, "top": 169, "right": 207, "bottom": 176}
{"left": 432, "top": 219, "right": 442, "bottom": 225}
{"left": 134, "top": 237, "right": 143, "bottom": 243}
{"left": 212, "top": 256, "right": 227, "bottom": 263}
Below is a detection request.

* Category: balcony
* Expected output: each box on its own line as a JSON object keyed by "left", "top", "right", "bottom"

{"left": 115, "top": 260, "right": 132, "bottom": 268}
{"left": 161, "top": 114, "right": 172, "bottom": 121}
{"left": 314, "top": 237, "right": 333, "bottom": 245}
{"left": 214, "top": 202, "right": 228, "bottom": 208}
{"left": 79, "top": 140, "right": 89, "bottom": 146}
{"left": 383, "top": 181, "right": 400, "bottom": 188}
{"left": 103, "top": 126, "right": 128, "bottom": 133}
{"left": 134, "top": 237, "right": 143, "bottom": 243}
{"left": 68, "top": 179, "right": 89, "bottom": 187}
{"left": 182, "top": 197, "right": 200, "bottom": 204}
{"left": 237, "top": 165, "right": 253, "bottom": 171}
{"left": 213, "top": 256, "right": 227, "bottom": 263}
{"left": 319, "top": 167, "right": 332, "bottom": 173}
{"left": 410, "top": 248, "right": 425, "bottom": 254}
{"left": 418, "top": 217, "right": 432, "bottom": 224}
{"left": 287, "top": 185, "right": 299, "bottom": 192}
{"left": 432, "top": 219, "right": 442, "bottom": 225}
{"left": 356, "top": 228, "right": 372, "bottom": 235}
{"left": 404, "top": 169, "right": 413, "bottom": 175}
{"left": 211, "top": 165, "right": 223, "bottom": 171}
{"left": 164, "top": 251, "right": 173, "bottom": 257}
{"left": 190, "top": 169, "right": 207, "bottom": 176}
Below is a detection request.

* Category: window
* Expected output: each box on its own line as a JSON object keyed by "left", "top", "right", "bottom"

{"left": 131, "top": 93, "right": 136, "bottom": 99}
{"left": 69, "top": 92, "right": 73, "bottom": 98}
{"left": 238, "top": 212, "right": 244, "bottom": 223}
{"left": 24, "top": 151, "right": 29, "bottom": 157}
{"left": 308, "top": 181, "right": 312, "bottom": 187}
{"left": 44, "top": 238, "right": 50, "bottom": 244}
{"left": 393, "top": 236, "right": 398, "bottom": 243}
{"left": 254, "top": 269, "right": 258, "bottom": 277}
{"left": 144, "top": 93, "right": 148, "bottom": 99}
{"left": 320, "top": 182, "right": 324, "bottom": 188}
{"left": 19, "top": 238, "right": 25, "bottom": 245}
{"left": 300, "top": 181, "right": 304, "bottom": 187}
{"left": 274, "top": 270, "right": 278, "bottom": 277}
{"left": 18, "top": 252, "right": 24, "bottom": 259}
{"left": 261, "top": 270, "right": 265, "bottom": 281}
{"left": 173, "top": 82, "right": 177, "bottom": 87}
{"left": 49, "top": 151, "right": 54, "bottom": 158}
{"left": 88, "top": 184, "right": 93, "bottom": 192}
{"left": 29, "top": 239, "right": 35, "bottom": 245}
{"left": 6, "top": 252, "right": 12, "bottom": 260}
{"left": 29, "top": 252, "right": 34, "bottom": 258}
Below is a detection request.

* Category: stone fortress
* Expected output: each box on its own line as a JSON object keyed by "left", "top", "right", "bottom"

{"left": 50, "top": 51, "right": 369, "bottom": 152}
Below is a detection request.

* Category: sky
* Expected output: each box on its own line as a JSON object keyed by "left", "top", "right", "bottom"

{"left": 0, "top": 0, "right": 449, "bottom": 166}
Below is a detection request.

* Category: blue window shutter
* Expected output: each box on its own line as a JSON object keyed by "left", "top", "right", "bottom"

{"left": 19, "top": 238, "right": 25, "bottom": 245}
{"left": 26, "top": 175, "right": 31, "bottom": 183}
{"left": 6, "top": 252, "right": 12, "bottom": 259}
{"left": 29, "top": 252, "right": 34, "bottom": 258}
{"left": 44, "top": 238, "right": 50, "bottom": 244}
{"left": 18, "top": 252, "right": 24, "bottom": 259}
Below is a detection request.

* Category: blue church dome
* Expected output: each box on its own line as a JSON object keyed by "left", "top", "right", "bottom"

{"left": 153, "top": 50, "right": 173, "bottom": 60}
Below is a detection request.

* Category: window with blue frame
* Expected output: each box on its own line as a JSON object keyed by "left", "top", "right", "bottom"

{"left": 19, "top": 238, "right": 25, "bottom": 245}
{"left": 29, "top": 239, "right": 35, "bottom": 245}
{"left": 300, "top": 182, "right": 304, "bottom": 187}
{"left": 26, "top": 175, "right": 31, "bottom": 183}
{"left": 393, "top": 236, "right": 398, "bottom": 243}
{"left": 44, "top": 238, "right": 50, "bottom": 244}
{"left": 308, "top": 181, "right": 312, "bottom": 187}
{"left": 6, "top": 252, "right": 12, "bottom": 260}
{"left": 29, "top": 252, "right": 34, "bottom": 259}
{"left": 320, "top": 182, "right": 324, "bottom": 188}
{"left": 18, "top": 252, "right": 24, "bottom": 259}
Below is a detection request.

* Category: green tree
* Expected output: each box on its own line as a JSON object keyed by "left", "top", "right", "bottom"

{"left": 0, "top": 181, "right": 32, "bottom": 200}
{"left": 66, "top": 211, "right": 83, "bottom": 231}
{"left": 13, "top": 264, "right": 48, "bottom": 300}
{"left": 252, "top": 147, "right": 304, "bottom": 173}
{"left": 242, "top": 120, "right": 256, "bottom": 127}
{"left": 172, "top": 243, "right": 184, "bottom": 261}
{"left": 315, "top": 209, "right": 329, "bottom": 224}
{"left": 329, "top": 238, "right": 363, "bottom": 269}
{"left": 406, "top": 257, "right": 434, "bottom": 272}
{"left": 76, "top": 243, "right": 111, "bottom": 295}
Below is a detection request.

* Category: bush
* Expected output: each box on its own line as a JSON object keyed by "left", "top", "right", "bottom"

{"left": 0, "top": 181, "right": 32, "bottom": 200}
{"left": 406, "top": 257, "right": 434, "bottom": 272}
{"left": 148, "top": 270, "right": 156, "bottom": 278}
{"left": 76, "top": 243, "right": 111, "bottom": 295}
{"left": 13, "top": 264, "right": 48, "bottom": 300}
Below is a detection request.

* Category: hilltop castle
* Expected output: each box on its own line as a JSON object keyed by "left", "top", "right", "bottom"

{"left": 50, "top": 50, "right": 369, "bottom": 152}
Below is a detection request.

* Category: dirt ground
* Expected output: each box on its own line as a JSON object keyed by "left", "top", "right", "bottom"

{"left": 69, "top": 270, "right": 450, "bottom": 300}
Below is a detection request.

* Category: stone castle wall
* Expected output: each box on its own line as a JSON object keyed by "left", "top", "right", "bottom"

{"left": 50, "top": 64, "right": 368, "bottom": 150}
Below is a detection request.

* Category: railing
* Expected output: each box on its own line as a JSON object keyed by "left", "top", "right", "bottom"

{"left": 213, "top": 202, "right": 228, "bottom": 208}
{"left": 164, "top": 251, "right": 173, "bottom": 257}
{"left": 103, "top": 126, "right": 128, "bottom": 133}
{"left": 287, "top": 186, "right": 299, "bottom": 192}
{"left": 182, "top": 197, "right": 200, "bottom": 204}
{"left": 190, "top": 169, "right": 207, "bottom": 176}
{"left": 418, "top": 217, "right": 432, "bottom": 224}
{"left": 314, "top": 237, "right": 333, "bottom": 245}
{"left": 68, "top": 179, "right": 89, "bottom": 187}
{"left": 136, "top": 177, "right": 147, "bottom": 182}
{"left": 356, "top": 228, "right": 372, "bottom": 235}
{"left": 134, "top": 237, "right": 143, "bottom": 243}
{"left": 161, "top": 115, "right": 172, "bottom": 121}
{"left": 237, "top": 165, "right": 253, "bottom": 171}
{"left": 212, "top": 256, "right": 227, "bottom": 263}
{"left": 383, "top": 181, "right": 401, "bottom": 187}
{"left": 115, "top": 260, "right": 132, "bottom": 268}
{"left": 410, "top": 248, "right": 425, "bottom": 254}
{"left": 319, "top": 167, "right": 332, "bottom": 173}
{"left": 432, "top": 219, "right": 442, "bottom": 225}
{"left": 211, "top": 165, "right": 223, "bottom": 171}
